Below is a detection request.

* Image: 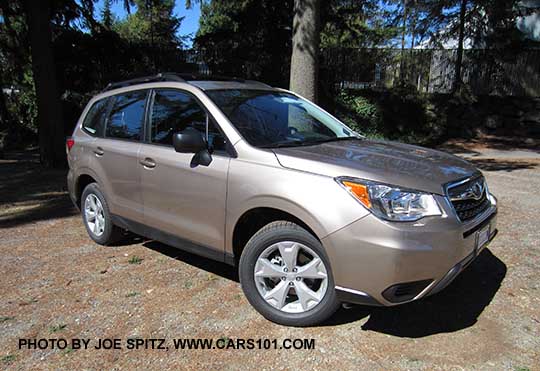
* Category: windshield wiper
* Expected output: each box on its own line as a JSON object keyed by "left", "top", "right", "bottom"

{"left": 259, "top": 136, "right": 362, "bottom": 149}
{"left": 301, "top": 136, "right": 363, "bottom": 146}
{"left": 258, "top": 139, "right": 304, "bottom": 149}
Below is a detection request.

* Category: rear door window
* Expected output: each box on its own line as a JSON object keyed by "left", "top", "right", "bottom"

{"left": 106, "top": 90, "right": 148, "bottom": 141}
{"left": 82, "top": 98, "right": 109, "bottom": 137}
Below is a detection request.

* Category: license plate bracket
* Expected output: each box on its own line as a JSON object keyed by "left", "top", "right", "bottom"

{"left": 476, "top": 224, "right": 491, "bottom": 253}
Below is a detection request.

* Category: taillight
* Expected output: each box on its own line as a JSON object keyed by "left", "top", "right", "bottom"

{"left": 66, "top": 137, "right": 75, "bottom": 151}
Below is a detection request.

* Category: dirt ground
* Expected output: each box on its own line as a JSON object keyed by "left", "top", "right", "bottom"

{"left": 1, "top": 149, "right": 539, "bottom": 371}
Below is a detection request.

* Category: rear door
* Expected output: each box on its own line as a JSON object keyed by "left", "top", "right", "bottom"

{"left": 92, "top": 89, "right": 148, "bottom": 223}
{"left": 139, "top": 88, "right": 230, "bottom": 253}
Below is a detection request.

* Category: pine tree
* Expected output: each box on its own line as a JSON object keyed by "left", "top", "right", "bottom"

{"left": 101, "top": 0, "right": 114, "bottom": 29}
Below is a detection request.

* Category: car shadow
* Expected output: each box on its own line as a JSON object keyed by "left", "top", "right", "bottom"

{"left": 0, "top": 150, "right": 79, "bottom": 228}
{"left": 143, "top": 240, "right": 239, "bottom": 282}
{"left": 323, "top": 248, "right": 507, "bottom": 337}
{"left": 142, "top": 237, "right": 505, "bottom": 337}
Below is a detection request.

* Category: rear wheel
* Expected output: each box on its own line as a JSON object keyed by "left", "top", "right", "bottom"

{"left": 81, "top": 183, "right": 122, "bottom": 245}
{"left": 239, "top": 221, "right": 339, "bottom": 326}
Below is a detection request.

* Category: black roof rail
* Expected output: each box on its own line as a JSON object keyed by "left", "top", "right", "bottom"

{"left": 101, "top": 72, "right": 271, "bottom": 92}
{"left": 175, "top": 73, "right": 272, "bottom": 88}
{"left": 102, "top": 73, "right": 186, "bottom": 92}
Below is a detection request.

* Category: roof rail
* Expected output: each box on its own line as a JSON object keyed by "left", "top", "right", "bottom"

{"left": 101, "top": 72, "right": 272, "bottom": 92}
{"left": 102, "top": 73, "right": 186, "bottom": 92}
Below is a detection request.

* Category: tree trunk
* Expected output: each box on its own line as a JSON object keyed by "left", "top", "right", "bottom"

{"left": 0, "top": 90, "right": 10, "bottom": 158}
{"left": 452, "top": 0, "right": 467, "bottom": 94}
{"left": 0, "top": 89, "right": 11, "bottom": 128}
{"left": 23, "top": 0, "right": 65, "bottom": 168}
{"left": 289, "top": 0, "right": 320, "bottom": 103}
{"left": 399, "top": 0, "right": 408, "bottom": 82}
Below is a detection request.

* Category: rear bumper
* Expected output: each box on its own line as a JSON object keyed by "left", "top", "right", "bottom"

{"left": 67, "top": 169, "right": 79, "bottom": 210}
{"left": 324, "top": 196, "right": 498, "bottom": 306}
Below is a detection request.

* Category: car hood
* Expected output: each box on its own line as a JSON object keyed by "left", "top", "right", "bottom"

{"left": 272, "top": 139, "right": 479, "bottom": 195}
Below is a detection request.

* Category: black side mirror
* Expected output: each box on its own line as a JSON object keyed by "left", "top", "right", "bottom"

{"left": 173, "top": 127, "right": 207, "bottom": 154}
{"left": 173, "top": 127, "right": 213, "bottom": 167}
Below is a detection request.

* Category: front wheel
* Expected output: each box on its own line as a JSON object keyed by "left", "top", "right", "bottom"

{"left": 239, "top": 221, "right": 340, "bottom": 326}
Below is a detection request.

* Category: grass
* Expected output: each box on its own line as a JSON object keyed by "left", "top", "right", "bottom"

{"left": 63, "top": 347, "right": 75, "bottom": 355}
{"left": 20, "top": 297, "right": 38, "bottom": 305}
{"left": 183, "top": 280, "right": 193, "bottom": 289}
{"left": 128, "top": 256, "right": 143, "bottom": 265}
{"left": 515, "top": 367, "right": 531, "bottom": 371}
{"left": 1, "top": 355, "right": 16, "bottom": 363}
{"left": 126, "top": 291, "right": 140, "bottom": 298}
{"left": 49, "top": 323, "right": 67, "bottom": 333}
{"left": 0, "top": 316, "right": 15, "bottom": 323}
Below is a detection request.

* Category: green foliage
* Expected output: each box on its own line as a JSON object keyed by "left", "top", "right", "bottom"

{"left": 1, "top": 0, "right": 533, "bottom": 155}
{"left": 321, "top": 0, "right": 398, "bottom": 48}
{"left": 15, "top": 71, "right": 38, "bottom": 133}
{"left": 48, "top": 323, "right": 67, "bottom": 333}
{"left": 0, "top": 0, "right": 37, "bottom": 147}
{"left": 114, "top": 0, "right": 185, "bottom": 47}
{"left": 101, "top": 0, "right": 116, "bottom": 29}
{"left": 336, "top": 92, "right": 381, "bottom": 138}
{"left": 377, "top": 83, "right": 434, "bottom": 142}
{"left": 334, "top": 85, "right": 444, "bottom": 143}
{"left": 196, "top": 0, "right": 293, "bottom": 87}
{"left": 1, "top": 354, "right": 16, "bottom": 364}
{"left": 128, "top": 256, "right": 143, "bottom": 264}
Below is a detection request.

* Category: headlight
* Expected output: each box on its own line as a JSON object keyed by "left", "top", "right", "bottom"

{"left": 336, "top": 177, "right": 442, "bottom": 221}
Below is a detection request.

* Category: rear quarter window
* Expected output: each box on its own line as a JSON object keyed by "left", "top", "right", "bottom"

{"left": 82, "top": 98, "right": 109, "bottom": 137}
{"left": 106, "top": 90, "right": 147, "bottom": 141}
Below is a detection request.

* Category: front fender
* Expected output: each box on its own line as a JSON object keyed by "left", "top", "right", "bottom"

{"left": 225, "top": 158, "right": 369, "bottom": 255}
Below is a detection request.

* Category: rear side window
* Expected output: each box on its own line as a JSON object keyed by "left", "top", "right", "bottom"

{"left": 82, "top": 98, "right": 109, "bottom": 136}
{"left": 106, "top": 90, "right": 147, "bottom": 141}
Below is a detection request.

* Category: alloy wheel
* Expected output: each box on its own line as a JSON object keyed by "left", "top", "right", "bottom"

{"left": 254, "top": 241, "right": 328, "bottom": 313}
{"left": 84, "top": 193, "right": 105, "bottom": 237}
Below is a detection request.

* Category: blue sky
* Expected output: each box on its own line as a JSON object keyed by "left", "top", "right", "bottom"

{"left": 95, "top": 0, "right": 201, "bottom": 47}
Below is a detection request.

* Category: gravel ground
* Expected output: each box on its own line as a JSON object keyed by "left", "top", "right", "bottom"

{"left": 1, "top": 150, "right": 539, "bottom": 371}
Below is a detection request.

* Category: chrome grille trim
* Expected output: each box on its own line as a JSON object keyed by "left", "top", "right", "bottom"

{"left": 445, "top": 175, "right": 490, "bottom": 222}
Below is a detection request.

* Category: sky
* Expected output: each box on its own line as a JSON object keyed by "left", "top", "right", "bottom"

{"left": 95, "top": 0, "right": 202, "bottom": 47}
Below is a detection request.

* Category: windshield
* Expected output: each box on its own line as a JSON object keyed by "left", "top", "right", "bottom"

{"left": 205, "top": 89, "right": 359, "bottom": 148}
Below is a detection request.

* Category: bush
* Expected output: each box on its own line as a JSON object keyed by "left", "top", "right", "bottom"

{"left": 335, "top": 91, "right": 382, "bottom": 138}
{"left": 332, "top": 84, "right": 442, "bottom": 144}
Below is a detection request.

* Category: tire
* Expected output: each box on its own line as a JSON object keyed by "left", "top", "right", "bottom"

{"left": 81, "top": 183, "right": 122, "bottom": 245}
{"left": 239, "top": 221, "right": 340, "bottom": 326}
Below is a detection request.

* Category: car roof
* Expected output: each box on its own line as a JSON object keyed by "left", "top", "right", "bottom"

{"left": 187, "top": 80, "right": 273, "bottom": 91}
{"left": 101, "top": 73, "right": 273, "bottom": 93}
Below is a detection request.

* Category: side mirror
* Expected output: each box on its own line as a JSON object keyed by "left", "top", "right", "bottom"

{"left": 173, "top": 127, "right": 207, "bottom": 154}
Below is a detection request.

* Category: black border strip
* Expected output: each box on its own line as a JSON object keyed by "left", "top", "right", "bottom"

{"left": 111, "top": 214, "right": 235, "bottom": 266}
{"left": 463, "top": 210, "right": 497, "bottom": 239}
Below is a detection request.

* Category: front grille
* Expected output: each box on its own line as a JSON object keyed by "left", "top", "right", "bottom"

{"left": 447, "top": 176, "right": 491, "bottom": 222}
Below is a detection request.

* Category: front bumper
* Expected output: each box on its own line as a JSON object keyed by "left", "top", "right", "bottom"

{"left": 323, "top": 194, "right": 498, "bottom": 306}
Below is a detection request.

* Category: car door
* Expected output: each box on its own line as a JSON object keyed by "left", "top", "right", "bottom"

{"left": 139, "top": 88, "right": 230, "bottom": 253}
{"left": 92, "top": 89, "right": 148, "bottom": 223}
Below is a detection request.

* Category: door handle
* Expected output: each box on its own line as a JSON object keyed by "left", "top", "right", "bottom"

{"left": 93, "top": 147, "right": 104, "bottom": 156}
{"left": 140, "top": 158, "right": 156, "bottom": 168}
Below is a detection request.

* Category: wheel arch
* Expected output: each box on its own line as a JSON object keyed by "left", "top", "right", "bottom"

{"left": 230, "top": 205, "right": 325, "bottom": 262}
{"left": 75, "top": 170, "right": 101, "bottom": 208}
